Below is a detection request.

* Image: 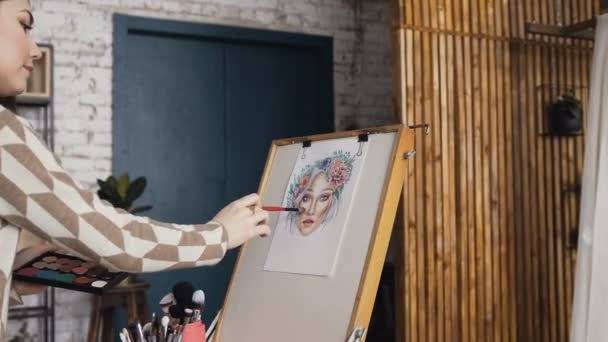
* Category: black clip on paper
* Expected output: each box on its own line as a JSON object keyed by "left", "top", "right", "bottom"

{"left": 302, "top": 140, "right": 312, "bottom": 159}
{"left": 356, "top": 133, "right": 368, "bottom": 157}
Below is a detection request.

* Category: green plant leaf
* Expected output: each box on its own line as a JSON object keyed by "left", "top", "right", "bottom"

{"left": 117, "top": 173, "right": 130, "bottom": 199}
{"left": 107, "top": 175, "right": 118, "bottom": 188}
{"left": 97, "top": 181, "right": 122, "bottom": 207}
{"left": 98, "top": 173, "right": 151, "bottom": 212}
{"left": 125, "top": 177, "right": 147, "bottom": 204}
{"left": 131, "top": 205, "right": 153, "bottom": 214}
{"left": 96, "top": 179, "right": 107, "bottom": 191}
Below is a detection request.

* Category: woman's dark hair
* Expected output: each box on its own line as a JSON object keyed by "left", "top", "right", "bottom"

{"left": 0, "top": 97, "right": 17, "bottom": 112}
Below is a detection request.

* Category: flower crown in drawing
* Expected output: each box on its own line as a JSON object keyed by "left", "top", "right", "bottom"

{"left": 286, "top": 150, "right": 355, "bottom": 208}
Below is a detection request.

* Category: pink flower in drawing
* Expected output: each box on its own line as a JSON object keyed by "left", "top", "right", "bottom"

{"left": 286, "top": 150, "right": 355, "bottom": 209}
{"left": 329, "top": 159, "right": 349, "bottom": 187}
{"left": 300, "top": 175, "right": 310, "bottom": 189}
{"left": 294, "top": 175, "right": 310, "bottom": 199}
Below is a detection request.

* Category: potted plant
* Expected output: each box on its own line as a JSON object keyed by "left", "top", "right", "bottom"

{"left": 96, "top": 173, "right": 152, "bottom": 285}
{"left": 547, "top": 90, "right": 584, "bottom": 136}
{"left": 96, "top": 173, "right": 152, "bottom": 214}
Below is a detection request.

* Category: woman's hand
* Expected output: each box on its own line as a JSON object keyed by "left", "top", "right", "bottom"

{"left": 213, "top": 193, "right": 271, "bottom": 249}
{"left": 12, "top": 243, "right": 59, "bottom": 297}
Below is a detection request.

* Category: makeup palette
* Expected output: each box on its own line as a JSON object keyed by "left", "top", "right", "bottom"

{"left": 12, "top": 252, "right": 130, "bottom": 294}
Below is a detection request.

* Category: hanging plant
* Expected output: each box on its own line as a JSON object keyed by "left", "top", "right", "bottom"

{"left": 547, "top": 90, "right": 583, "bottom": 136}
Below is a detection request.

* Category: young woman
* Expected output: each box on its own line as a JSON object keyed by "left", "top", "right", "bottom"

{"left": 0, "top": 0, "right": 271, "bottom": 337}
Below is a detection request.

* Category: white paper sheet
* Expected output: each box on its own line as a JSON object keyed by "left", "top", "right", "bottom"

{"left": 264, "top": 137, "right": 368, "bottom": 276}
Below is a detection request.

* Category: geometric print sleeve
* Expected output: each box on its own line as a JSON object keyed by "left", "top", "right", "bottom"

{"left": 0, "top": 219, "right": 19, "bottom": 339}
{"left": 0, "top": 108, "right": 229, "bottom": 273}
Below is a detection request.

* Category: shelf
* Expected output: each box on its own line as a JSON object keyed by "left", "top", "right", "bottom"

{"left": 525, "top": 18, "right": 596, "bottom": 40}
{"left": 16, "top": 94, "right": 51, "bottom": 106}
{"left": 538, "top": 132, "right": 584, "bottom": 137}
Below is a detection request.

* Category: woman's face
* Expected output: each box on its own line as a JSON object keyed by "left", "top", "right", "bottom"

{"left": 0, "top": 0, "right": 41, "bottom": 97}
{"left": 296, "top": 173, "right": 335, "bottom": 236}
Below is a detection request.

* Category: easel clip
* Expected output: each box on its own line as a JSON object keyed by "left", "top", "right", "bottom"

{"left": 404, "top": 150, "right": 416, "bottom": 160}
{"left": 347, "top": 327, "right": 366, "bottom": 342}
{"left": 302, "top": 140, "right": 312, "bottom": 159}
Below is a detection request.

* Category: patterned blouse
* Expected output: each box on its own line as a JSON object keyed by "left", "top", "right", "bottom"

{"left": 0, "top": 105, "right": 228, "bottom": 338}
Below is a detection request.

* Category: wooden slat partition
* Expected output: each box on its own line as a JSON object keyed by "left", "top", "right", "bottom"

{"left": 393, "top": 0, "right": 599, "bottom": 341}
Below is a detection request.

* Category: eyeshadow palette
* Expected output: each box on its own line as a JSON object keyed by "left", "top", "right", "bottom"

{"left": 12, "top": 252, "right": 130, "bottom": 295}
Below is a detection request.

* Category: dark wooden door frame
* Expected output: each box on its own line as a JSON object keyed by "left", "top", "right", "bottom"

{"left": 113, "top": 13, "right": 334, "bottom": 133}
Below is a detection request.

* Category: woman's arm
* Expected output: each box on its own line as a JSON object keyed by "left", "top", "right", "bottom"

{"left": 0, "top": 109, "right": 230, "bottom": 273}
{"left": 10, "top": 243, "right": 59, "bottom": 303}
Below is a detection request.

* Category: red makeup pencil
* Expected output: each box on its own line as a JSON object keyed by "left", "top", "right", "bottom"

{"left": 262, "top": 206, "right": 301, "bottom": 212}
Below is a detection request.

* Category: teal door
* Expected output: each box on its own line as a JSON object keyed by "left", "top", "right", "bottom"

{"left": 113, "top": 14, "right": 333, "bottom": 328}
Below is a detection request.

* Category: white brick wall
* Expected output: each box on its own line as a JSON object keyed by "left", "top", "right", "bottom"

{"left": 11, "top": 0, "right": 395, "bottom": 340}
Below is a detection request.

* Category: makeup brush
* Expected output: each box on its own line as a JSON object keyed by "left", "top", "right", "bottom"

{"left": 172, "top": 282, "right": 195, "bottom": 308}
{"left": 191, "top": 290, "right": 205, "bottom": 322}
{"left": 135, "top": 320, "right": 145, "bottom": 342}
{"left": 162, "top": 315, "right": 170, "bottom": 341}
{"left": 126, "top": 322, "right": 139, "bottom": 342}
{"left": 183, "top": 308, "right": 194, "bottom": 325}
{"left": 143, "top": 322, "right": 152, "bottom": 340}
{"left": 159, "top": 292, "right": 175, "bottom": 314}
{"left": 169, "top": 304, "right": 184, "bottom": 321}
{"left": 152, "top": 312, "right": 160, "bottom": 336}
{"left": 174, "top": 307, "right": 194, "bottom": 339}
{"left": 122, "top": 328, "right": 133, "bottom": 342}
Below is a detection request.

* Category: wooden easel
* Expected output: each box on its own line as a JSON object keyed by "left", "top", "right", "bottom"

{"left": 213, "top": 125, "right": 415, "bottom": 341}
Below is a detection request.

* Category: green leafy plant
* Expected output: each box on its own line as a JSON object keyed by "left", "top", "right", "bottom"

{"left": 96, "top": 173, "right": 152, "bottom": 214}
{"left": 556, "top": 89, "right": 583, "bottom": 109}
{"left": 9, "top": 322, "right": 37, "bottom": 342}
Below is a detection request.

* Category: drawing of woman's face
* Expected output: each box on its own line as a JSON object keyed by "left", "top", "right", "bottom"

{"left": 296, "top": 173, "right": 334, "bottom": 236}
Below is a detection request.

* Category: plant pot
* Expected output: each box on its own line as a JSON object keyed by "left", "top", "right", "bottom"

{"left": 547, "top": 99, "right": 583, "bottom": 136}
